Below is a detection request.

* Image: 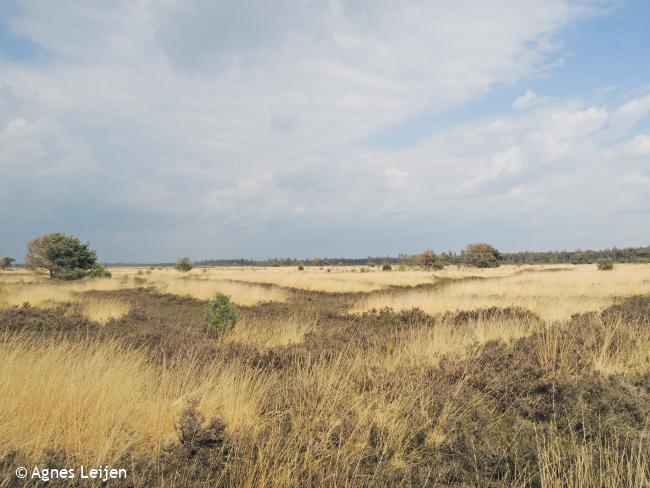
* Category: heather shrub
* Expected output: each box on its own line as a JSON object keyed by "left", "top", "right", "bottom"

{"left": 174, "top": 399, "right": 227, "bottom": 456}
{"left": 597, "top": 259, "right": 614, "bottom": 271}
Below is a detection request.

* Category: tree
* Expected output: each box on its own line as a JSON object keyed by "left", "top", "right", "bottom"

{"left": 175, "top": 257, "right": 193, "bottom": 272}
{"left": 464, "top": 243, "right": 501, "bottom": 268}
{"left": 413, "top": 250, "right": 444, "bottom": 270}
{"left": 25, "top": 233, "right": 97, "bottom": 280}
{"left": 0, "top": 257, "right": 15, "bottom": 270}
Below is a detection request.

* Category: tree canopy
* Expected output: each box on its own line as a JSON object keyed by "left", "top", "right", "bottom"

{"left": 25, "top": 233, "right": 98, "bottom": 280}
{"left": 464, "top": 243, "right": 501, "bottom": 268}
{"left": 1, "top": 257, "right": 15, "bottom": 270}
{"left": 413, "top": 250, "right": 444, "bottom": 270}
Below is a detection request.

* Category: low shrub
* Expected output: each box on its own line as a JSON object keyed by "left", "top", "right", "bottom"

{"left": 176, "top": 257, "right": 193, "bottom": 272}
{"left": 205, "top": 293, "right": 239, "bottom": 336}
{"left": 174, "top": 399, "right": 228, "bottom": 456}
{"left": 597, "top": 259, "right": 614, "bottom": 271}
{"left": 382, "top": 264, "right": 392, "bottom": 271}
{"left": 89, "top": 263, "right": 112, "bottom": 278}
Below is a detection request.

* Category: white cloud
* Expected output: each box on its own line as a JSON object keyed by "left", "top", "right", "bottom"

{"left": 384, "top": 169, "right": 410, "bottom": 189}
{"left": 3, "top": 0, "right": 647, "bottom": 259}
{"left": 614, "top": 134, "right": 650, "bottom": 157}
{"left": 513, "top": 89, "right": 540, "bottom": 109}
{"left": 608, "top": 94, "right": 650, "bottom": 135}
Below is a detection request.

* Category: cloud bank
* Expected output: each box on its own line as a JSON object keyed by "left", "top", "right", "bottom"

{"left": 1, "top": 0, "right": 648, "bottom": 261}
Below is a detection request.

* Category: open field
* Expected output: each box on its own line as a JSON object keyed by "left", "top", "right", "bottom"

{"left": 353, "top": 264, "right": 650, "bottom": 321}
{"left": 1, "top": 264, "right": 650, "bottom": 487}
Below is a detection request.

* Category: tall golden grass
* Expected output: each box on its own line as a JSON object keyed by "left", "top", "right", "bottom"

{"left": 0, "top": 336, "right": 269, "bottom": 463}
{"left": 1, "top": 316, "right": 649, "bottom": 486}
{"left": 2, "top": 264, "right": 649, "bottom": 486}
{"left": 78, "top": 298, "right": 131, "bottom": 324}
{"left": 353, "top": 264, "right": 650, "bottom": 321}
{"left": 0, "top": 269, "right": 289, "bottom": 309}
{"left": 150, "top": 276, "right": 288, "bottom": 306}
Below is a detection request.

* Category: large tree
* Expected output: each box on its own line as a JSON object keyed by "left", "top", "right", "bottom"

{"left": 25, "top": 233, "right": 98, "bottom": 280}
{"left": 464, "top": 243, "right": 502, "bottom": 268}
{"left": 0, "top": 257, "right": 15, "bottom": 270}
{"left": 413, "top": 250, "right": 444, "bottom": 270}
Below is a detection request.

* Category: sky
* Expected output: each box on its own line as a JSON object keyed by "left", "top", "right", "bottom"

{"left": 0, "top": 0, "right": 649, "bottom": 262}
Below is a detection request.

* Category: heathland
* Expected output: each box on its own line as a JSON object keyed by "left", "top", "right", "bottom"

{"left": 1, "top": 264, "right": 649, "bottom": 486}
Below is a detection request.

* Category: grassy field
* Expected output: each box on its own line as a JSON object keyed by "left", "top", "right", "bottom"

{"left": 1, "top": 264, "right": 649, "bottom": 487}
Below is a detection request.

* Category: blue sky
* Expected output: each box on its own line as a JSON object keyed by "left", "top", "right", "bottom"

{"left": 0, "top": 0, "right": 649, "bottom": 262}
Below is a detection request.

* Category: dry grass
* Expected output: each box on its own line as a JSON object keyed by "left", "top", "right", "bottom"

{"left": 353, "top": 264, "right": 650, "bottom": 321}
{"left": 0, "top": 335, "right": 269, "bottom": 463}
{"left": 166, "top": 267, "right": 440, "bottom": 293}
{"left": 2, "top": 264, "right": 650, "bottom": 486}
{"left": 151, "top": 276, "right": 288, "bottom": 306}
{"left": 537, "top": 429, "right": 650, "bottom": 488}
{"left": 0, "top": 269, "right": 288, "bottom": 309}
{"left": 223, "top": 315, "right": 317, "bottom": 348}
{"left": 0, "top": 275, "right": 140, "bottom": 309}
{"left": 78, "top": 298, "right": 131, "bottom": 324}
{"left": 591, "top": 319, "right": 650, "bottom": 376}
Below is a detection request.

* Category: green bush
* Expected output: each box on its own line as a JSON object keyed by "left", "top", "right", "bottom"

{"left": 597, "top": 259, "right": 614, "bottom": 271}
{"left": 382, "top": 264, "right": 392, "bottom": 271}
{"left": 205, "top": 293, "right": 239, "bottom": 336}
{"left": 89, "top": 263, "right": 112, "bottom": 278}
{"left": 175, "top": 257, "right": 193, "bottom": 272}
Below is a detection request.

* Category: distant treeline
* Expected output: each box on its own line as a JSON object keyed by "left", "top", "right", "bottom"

{"left": 500, "top": 245, "right": 650, "bottom": 265}
{"left": 191, "top": 245, "right": 650, "bottom": 267}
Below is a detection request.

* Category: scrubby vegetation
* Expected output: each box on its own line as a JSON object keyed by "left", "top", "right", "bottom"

{"left": 89, "top": 263, "right": 112, "bottom": 278}
{"left": 175, "top": 257, "right": 193, "bottom": 272}
{"left": 0, "top": 264, "right": 649, "bottom": 487}
{"left": 598, "top": 258, "right": 615, "bottom": 271}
